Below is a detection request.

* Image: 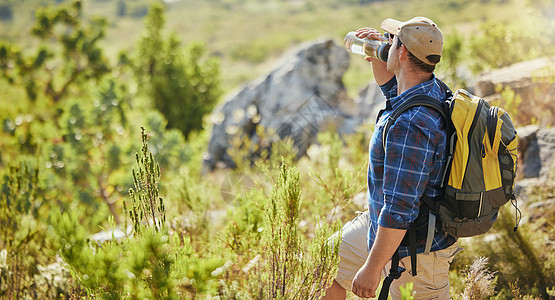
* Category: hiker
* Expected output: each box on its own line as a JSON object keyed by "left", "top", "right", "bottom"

{"left": 324, "top": 17, "right": 462, "bottom": 299}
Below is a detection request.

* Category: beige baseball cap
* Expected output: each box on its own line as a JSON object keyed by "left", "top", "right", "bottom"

{"left": 381, "top": 17, "right": 443, "bottom": 65}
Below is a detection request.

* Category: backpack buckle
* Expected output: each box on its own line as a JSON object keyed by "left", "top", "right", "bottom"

{"left": 389, "top": 266, "right": 405, "bottom": 280}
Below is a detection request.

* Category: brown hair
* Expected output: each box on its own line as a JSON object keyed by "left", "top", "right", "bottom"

{"left": 396, "top": 37, "right": 436, "bottom": 73}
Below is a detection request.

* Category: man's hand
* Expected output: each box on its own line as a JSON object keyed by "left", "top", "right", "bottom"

{"left": 351, "top": 262, "right": 381, "bottom": 298}
{"left": 354, "top": 27, "right": 393, "bottom": 85}
{"left": 351, "top": 225, "right": 407, "bottom": 298}
{"left": 355, "top": 27, "right": 384, "bottom": 63}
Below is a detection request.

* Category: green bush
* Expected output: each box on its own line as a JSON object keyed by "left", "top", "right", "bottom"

{"left": 261, "top": 163, "right": 340, "bottom": 299}
{"left": 133, "top": 3, "right": 222, "bottom": 140}
{"left": 0, "top": 1, "right": 110, "bottom": 103}
{"left": 0, "top": 162, "right": 62, "bottom": 298}
{"left": 435, "top": 30, "right": 465, "bottom": 88}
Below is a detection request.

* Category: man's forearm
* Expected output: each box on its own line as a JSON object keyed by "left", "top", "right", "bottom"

{"left": 365, "top": 225, "right": 406, "bottom": 273}
{"left": 351, "top": 225, "right": 407, "bottom": 297}
{"left": 371, "top": 60, "right": 394, "bottom": 86}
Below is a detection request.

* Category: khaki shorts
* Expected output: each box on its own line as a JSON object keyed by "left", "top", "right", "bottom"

{"left": 333, "top": 211, "right": 462, "bottom": 300}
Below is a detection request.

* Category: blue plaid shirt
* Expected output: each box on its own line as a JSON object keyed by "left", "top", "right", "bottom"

{"left": 367, "top": 75, "right": 457, "bottom": 258}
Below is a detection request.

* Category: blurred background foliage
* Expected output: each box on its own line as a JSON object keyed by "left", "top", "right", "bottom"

{"left": 0, "top": 0, "right": 553, "bottom": 298}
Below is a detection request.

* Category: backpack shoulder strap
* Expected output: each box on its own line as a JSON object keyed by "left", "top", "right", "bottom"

{"left": 437, "top": 78, "right": 453, "bottom": 99}
{"left": 382, "top": 94, "right": 448, "bottom": 149}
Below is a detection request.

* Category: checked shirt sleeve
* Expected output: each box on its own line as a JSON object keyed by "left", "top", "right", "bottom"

{"left": 378, "top": 109, "right": 441, "bottom": 230}
{"left": 379, "top": 77, "right": 397, "bottom": 100}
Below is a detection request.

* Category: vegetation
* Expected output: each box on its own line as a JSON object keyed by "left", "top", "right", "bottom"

{"left": 0, "top": 0, "right": 554, "bottom": 299}
{"left": 131, "top": 4, "right": 221, "bottom": 140}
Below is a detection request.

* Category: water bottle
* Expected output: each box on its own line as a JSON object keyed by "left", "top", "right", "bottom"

{"left": 344, "top": 31, "right": 391, "bottom": 62}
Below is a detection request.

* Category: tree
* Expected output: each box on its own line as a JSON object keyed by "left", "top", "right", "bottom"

{"left": 0, "top": 0, "right": 110, "bottom": 103}
{"left": 133, "top": 3, "right": 221, "bottom": 140}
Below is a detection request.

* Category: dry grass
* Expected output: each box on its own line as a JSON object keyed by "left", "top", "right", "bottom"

{"left": 461, "top": 257, "right": 496, "bottom": 300}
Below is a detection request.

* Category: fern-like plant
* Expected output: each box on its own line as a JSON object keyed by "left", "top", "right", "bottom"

{"left": 261, "top": 162, "right": 340, "bottom": 299}
{"left": 127, "top": 127, "right": 166, "bottom": 234}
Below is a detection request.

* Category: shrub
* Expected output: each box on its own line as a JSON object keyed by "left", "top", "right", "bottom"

{"left": 0, "top": 1, "right": 110, "bottom": 103}
{"left": 133, "top": 3, "right": 221, "bottom": 140}
{"left": 51, "top": 128, "right": 223, "bottom": 298}
{"left": 260, "top": 162, "right": 340, "bottom": 299}
{"left": 0, "top": 162, "right": 63, "bottom": 298}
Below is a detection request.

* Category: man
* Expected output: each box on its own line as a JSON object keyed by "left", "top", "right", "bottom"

{"left": 323, "top": 17, "right": 461, "bottom": 299}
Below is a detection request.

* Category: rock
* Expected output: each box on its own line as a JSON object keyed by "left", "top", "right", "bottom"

{"left": 473, "top": 58, "right": 551, "bottom": 96}
{"left": 514, "top": 178, "right": 535, "bottom": 204}
{"left": 515, "top": 126, "right": 555, "bottom": 206}
{"left": 90, "top": 226, "right": 133, "bottom": 243}
{"left": 518, "top": 125, "right": 541, "bottom": 179}
{"left": 473, "top": 57, "right": 555, "bottom": 126}
{"left": 204, "top": 41, "right": 555, "bottom": 175}
{"left": 351, "top": 191, "right": 367, "bottom": 210}
{"left": 537, "top": 128, "right": 555, "bottom": 179}
{"left": 351, "top": 83, "right": 387, "bottom": 125}
{"left": 204, "top": 40, "right": 354, "bottom": 169}
{"left": 518, "top": 126, "right": 555, "bottom": 181}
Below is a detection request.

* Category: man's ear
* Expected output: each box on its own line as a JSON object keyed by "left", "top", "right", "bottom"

{"left": 399, "top": 44, "right": 408, "bottom": 60}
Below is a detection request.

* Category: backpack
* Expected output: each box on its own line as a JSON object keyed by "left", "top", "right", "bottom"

{"left": 377, "top": 84, "right": 520, "bottom": 300}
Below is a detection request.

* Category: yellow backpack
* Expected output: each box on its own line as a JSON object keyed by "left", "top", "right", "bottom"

{"left": 383, "top": 87, "right": 519, "bottom": 239}
{"left": 378, "top": 85, "right": 519, "bottom": 300}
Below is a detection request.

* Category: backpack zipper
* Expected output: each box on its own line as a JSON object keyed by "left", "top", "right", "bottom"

{"left": 486, "top": 106, "right": 499, "bottom": 148}
{"left": 468, "top": 99, "right": 485, "bottom": 140}
{"left": 467, "top": 99, "right": 484, "bottom": 172}
{"left": 477, "top": 191, "right": 483, "bottom": 218}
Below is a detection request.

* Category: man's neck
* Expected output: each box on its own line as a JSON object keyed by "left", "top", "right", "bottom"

{"left": 396, "top": 68, "right": 433, "bottom": 95}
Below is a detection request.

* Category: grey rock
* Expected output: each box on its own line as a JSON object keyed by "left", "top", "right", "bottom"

{"left": 474, "top": 58, "right": 553, "bottom": 97}
{"left": 474, "top": 57, "right": 555, "bottom": 126}
{"left": 517, "top": 126, "right": 555, "bottom": 181}
{"left": 204, "top": 40, "right": 354, "bottom": 169}
{"left": 514, "top": 178, "right": 535, "bottom": 204}
{"left": 518, "top": 125, "right": 541, "bottom": 178}
{"left": 90, "top": 226, "right": 132, "bottom": 243}
{"left": 537, "top": 128, "right": 555, "bottom": 179}
{"left": 516, "top": 126, "right": 555, "bottom": 206}
{"left": 351, "top": 82, "right": 387, "bottom": 125}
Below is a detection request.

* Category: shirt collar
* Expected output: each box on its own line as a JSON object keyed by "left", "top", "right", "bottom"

{"left": 388, "top": 74, "right": 437, "bottom": 111}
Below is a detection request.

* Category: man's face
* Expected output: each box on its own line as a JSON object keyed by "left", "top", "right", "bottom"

{"left": 386, "top": 35, "right": 400, "bottom": 73}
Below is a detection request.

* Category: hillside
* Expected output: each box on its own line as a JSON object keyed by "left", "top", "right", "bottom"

{"left": 1, "top": 0, "right": 552, "bottom": 94}
{"left": 0, "top": 0, "right": 554, "bottom": 298}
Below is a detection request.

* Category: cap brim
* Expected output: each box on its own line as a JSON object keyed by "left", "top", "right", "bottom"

{"left": 381, "top": 18, "right": 402, "bottom": 35}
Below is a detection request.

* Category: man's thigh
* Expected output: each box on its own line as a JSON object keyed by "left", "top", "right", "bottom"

{"left": 385, "top": 242, "right": 462, "bottom": 300}
{"left": 333, "top": 211, "right": 370, "bottom": 291}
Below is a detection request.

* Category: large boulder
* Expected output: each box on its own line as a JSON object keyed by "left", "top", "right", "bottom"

{"left": 204, "top": 40, "right": 358, "bottom": 169}
{"left": 350, "top": 82, "right": 387, "bottom": 126}
{"left": 473, "top": 57, "right": 555, "bottom": 126}
{"left": 514, "top": 125, "right": 555, "bottom": 203}
{"left": 516, "top": 125, "right": 555, "bottom": 180}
